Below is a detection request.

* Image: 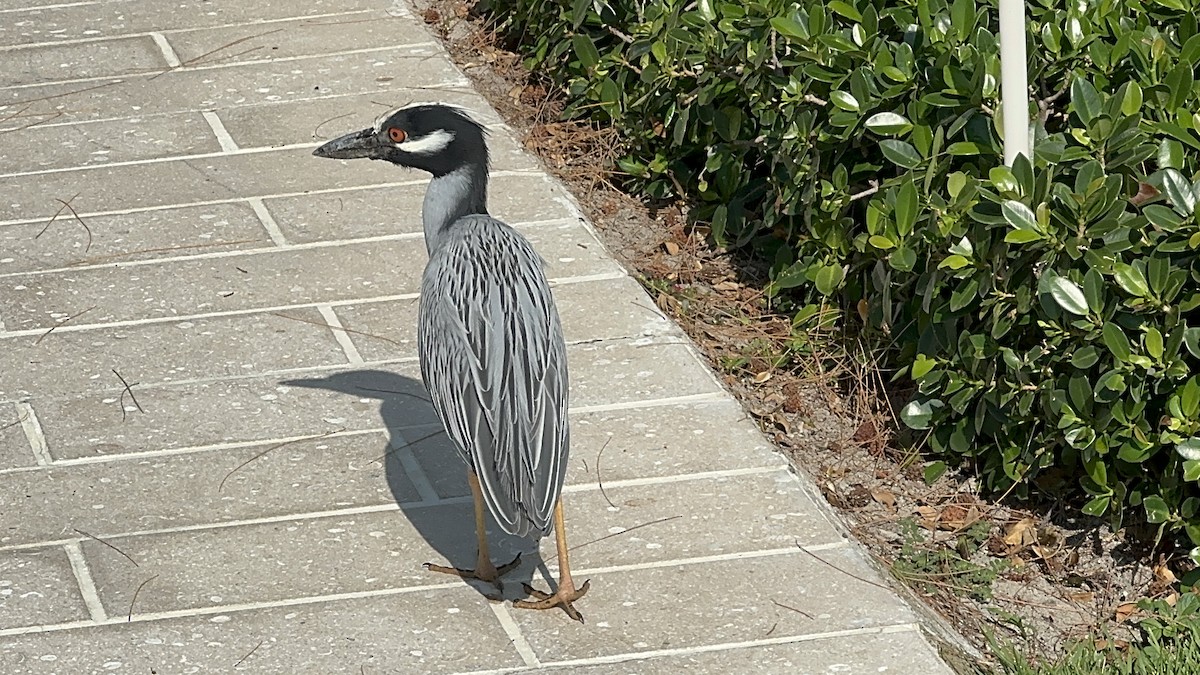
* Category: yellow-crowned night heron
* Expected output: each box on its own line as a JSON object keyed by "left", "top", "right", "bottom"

{"left": 312, "top": 104, "right": 588, "bottom": 621}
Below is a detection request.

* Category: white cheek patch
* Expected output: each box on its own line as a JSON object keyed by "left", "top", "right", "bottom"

{"left": 399, "top": 129, "right": 455, "bottom": 155}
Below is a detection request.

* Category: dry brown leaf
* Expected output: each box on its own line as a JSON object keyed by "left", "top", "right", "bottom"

{"left": 1095, "top": 638, "right": 1130, "bottom": 651}
{"left": 664, "top": 241, "right": 680, "bottom": 256}
{"left": 915, "top": 505, "right": 940, "bottom": 529}
{"left": 1153, "top": 563, "right": 1178, "bottom": 586}
{"left": 1115, "top": 601, "right": 1139, "bottom": 623}
{"left": 1130, "top": 181, "right": 1160, "bottom": 207}
{"left": 1003, "top": 517, "right": 1038, "bottom": 550}
{"left": 870, "top": 489, "right": 896, "bottom": 511}
{"left": 939, "top": 503, "right": 981, "bottom": 530}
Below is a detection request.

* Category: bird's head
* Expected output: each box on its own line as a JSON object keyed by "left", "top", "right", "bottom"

{"left": 312, "top": 103, "right": 488, "bottom": 177}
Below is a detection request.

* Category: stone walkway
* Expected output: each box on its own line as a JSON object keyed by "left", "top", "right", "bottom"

{"left": 0, "top": 1, "right": 957, "bottom": 672}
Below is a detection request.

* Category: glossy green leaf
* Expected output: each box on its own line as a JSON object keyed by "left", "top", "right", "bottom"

{"left": 1121, "top": 81, "right": 1143, "bottom": 116}
{"left": 924, "top": 461, "right": 948, "bottom": 485}
{"left": 895, "top": 180, "right": 918, "bottom": 235}
{"left": 1071, "top": 77, "right": 1102, "bottom": 125}
{"left": 572, "top": 34, "right": 601, "bottom": 68}
{"left": 901, "top": 400, "right": 934, "bottom": 429}
{"left": 1002, "top": 200, "right": 1037, "bottom": 231}
{"left": 1113, "top": 263, "right": 1150, "bottom": 298}
{"left": 938, "top": 254, "right": 970, "bottom": 269}
{"left": 879, "top": 140, "right": 923, "bottom": 169}
{"left": 989, "top": 166, "right": 1019, "bottom": 193}
{"left": 1163, "top": 168, "right": 1197, "bottom": 216}
{"left": 1144, "top": 495, "right": 1171, "bottom": 524}
{"left": 827, "top": 0, "right": 862, "bottom": 21}
{"left": 1046, "top": 275, "right": 1089, "bottom": 315}
{"left": 868, "top": 234, "right": 896, "bottom": 250}
{"left": 1146, "top": 327, "right": 1164, "bottom": 360}
{"left": 830, "top": 91, "right": 860, "bottom": 112}
{"left": 770, "top": 17, "right": 808, "bottom": 40}
{"left": 864, "top": 112, "right": 913, "bottom": 135}
{"left": 1103, "top": 322, "right": 1132, "bottom": 361}
{"left": 1159, "top": 139, "right": 1185, "bottom": 169}
{"left": 1082, "top": 495, "right": 1109, "bottom": 516}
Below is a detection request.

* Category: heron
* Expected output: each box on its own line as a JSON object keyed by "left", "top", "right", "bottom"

{"left": 312, "top": 103, "right": 589, "bottom": 622}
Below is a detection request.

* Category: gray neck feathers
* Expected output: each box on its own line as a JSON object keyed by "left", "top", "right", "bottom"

{"left": 422, "top": 163, "right": 489, "bottom": 254}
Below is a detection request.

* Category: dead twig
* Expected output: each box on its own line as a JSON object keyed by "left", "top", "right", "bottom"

{"left": 56, "top": 195, "right": 94, "bottom": 252}
{"left": 271, "top": 311, "right": 406, "bottom": 347}
{"left": 569, "top": 514, "right": 682, "bottom": 552}
{"left": 795, "top": 541, "right": 896, "bottom": 594}
{"left": 595, "top": 436, "right": 616, "bottom": 509}
{"left": 607, "top": 26, "right": 634, "bottom": 43}
{"left": 353, "top": 385, "right": 431, "bottom": 403}
{"left": 152, "top": 28, "right": 284, "bottom": 79}
{"left": 74, "top": 528, "right": 139, "bottom": 566}
{"left": 69, "top": 238, "right": 264, "bottom": 266}
{"left": 0, "top": 414, "right": 29, "bottom": 432}
{"left": 219, "top": 429, "right": 342, "bottom": 491}
{"left": 771, "top": 598, "right": 815, "bottom": 620}
{"left": 35, "top": 192, "right": 80, "bottom": 240}
{"left": 35, "top": 306, "right": 96, "bottom": 344}
{"left": 234, "top": 640, "right": 265, "bottom": 668}
{"left": 848, "top": 180, "right": 881, "bottom": 203}
{"left": 371, "top": 427, "right": 446, "bottom": 465}
{"left": 3, "top": 81, "right": 120, "bottom": 110}
{"left": 128, "top": 575, "right": 158, "bottom": 622}
{"left": 111, "top": 369, "right": 145, "bottom": 421}
{"left": 313, "top": 112, "right": 355, "bottom": 140}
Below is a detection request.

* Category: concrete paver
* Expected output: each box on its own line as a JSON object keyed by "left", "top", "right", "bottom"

{"left": 0, "top": 0, "right": 957, "bottom": 672}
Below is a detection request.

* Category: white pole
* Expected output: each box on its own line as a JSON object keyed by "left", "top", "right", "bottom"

{"left": 998, "top": 0, "right": 1030, "bottom": 166}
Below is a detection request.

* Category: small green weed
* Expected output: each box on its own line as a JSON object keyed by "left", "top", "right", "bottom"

{"left": 890, "top": 517, "right": 1007, "bottom": 602}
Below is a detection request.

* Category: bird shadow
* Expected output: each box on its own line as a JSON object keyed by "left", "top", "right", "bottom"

{"left": 281, "top": 369, "right": 553, "bottom": 601}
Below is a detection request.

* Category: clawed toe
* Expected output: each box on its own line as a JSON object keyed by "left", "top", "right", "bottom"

{"left": 514, "top": 579, "right": 591, "bottom": 623}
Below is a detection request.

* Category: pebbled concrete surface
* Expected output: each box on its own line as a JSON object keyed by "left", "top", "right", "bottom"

{"left": 0, "top": 0, "right": 958, "bottom": 672}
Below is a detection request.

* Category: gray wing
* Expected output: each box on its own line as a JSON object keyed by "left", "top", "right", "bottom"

{"left": 417, "top": 216, "right": 569, "bottom": 537}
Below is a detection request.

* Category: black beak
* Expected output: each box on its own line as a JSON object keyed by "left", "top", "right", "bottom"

{"left": 312, "top": 128, "right": 376, "bottom": 159}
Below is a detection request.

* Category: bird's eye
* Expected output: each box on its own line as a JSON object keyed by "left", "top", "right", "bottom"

{"left": 388, "top": 128, "right": 407, "bottom": 143}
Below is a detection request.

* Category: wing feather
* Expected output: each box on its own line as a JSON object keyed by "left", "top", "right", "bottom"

{"left": 417, "top": 215, "right": 569, "bottom": 537}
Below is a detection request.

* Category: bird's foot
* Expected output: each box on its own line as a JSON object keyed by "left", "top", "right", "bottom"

{"left": 424, "top": 553, "right": 522, "bottom": 593}
{"left": 514, "top": 578, "right": 591, "bottom": 623}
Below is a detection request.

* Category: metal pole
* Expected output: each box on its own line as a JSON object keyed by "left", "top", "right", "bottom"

{"left": 998, "top": 0, "right": 1030, "bottom": 166}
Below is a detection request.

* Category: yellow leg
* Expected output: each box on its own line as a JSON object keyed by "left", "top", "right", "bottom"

{"left": 513, "top": 497, "right": 590, "bottom": 623}
{"left": 424, "top": 472, "right": 521, "bottom": 586}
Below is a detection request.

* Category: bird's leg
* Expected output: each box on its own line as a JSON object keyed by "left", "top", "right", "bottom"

{"left": 513, "top": 498, "right": 590, "bottom": 623}
{"left": 424, "top": 471, "right": 521, "bottom": 590}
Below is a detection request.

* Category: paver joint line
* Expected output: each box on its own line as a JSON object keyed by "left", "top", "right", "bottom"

{"left": 0, "top": 466, "right": 792, "bottom": 556}
{"left": 488, "top": 604, "right": 542, "bottom": 667}
{"left": 248, "top": 197, "right": 289, "bottom": 245}
{"left": 63, "top": 542, "right": 108, "bottom": 623}
{"left": 317, "top": 305, "right": 366, "bottom": 364}
{"left": 15, "top": 402, "right": 53, "bottom": 466}
{"left": 0, "top": 43, "right": 441, "bottom": 96}
{"left": 201, "top": 110, "right": 241, "bottom": 153}
{"left": 148, "top": 31, "right": 182, "bottom": 68}
{"left": 0, "top": 546, "right": 821, "bottom": 639}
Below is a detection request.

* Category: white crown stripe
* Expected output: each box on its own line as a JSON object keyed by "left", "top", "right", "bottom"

{"left": 400, "top": 129, "right": 456, "bottom": 155}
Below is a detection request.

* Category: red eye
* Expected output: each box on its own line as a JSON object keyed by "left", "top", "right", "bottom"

{"left": 388, "top": 128, "right": 407, "bottom": 143}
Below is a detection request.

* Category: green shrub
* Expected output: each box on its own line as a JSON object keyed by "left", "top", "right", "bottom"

{"left": 492, "top": 0, "right": 1200, "bottom": 551}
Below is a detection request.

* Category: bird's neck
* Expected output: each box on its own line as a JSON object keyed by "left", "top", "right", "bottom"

{"left": 422, "top": 163, "right": 488, "bottom": 253}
